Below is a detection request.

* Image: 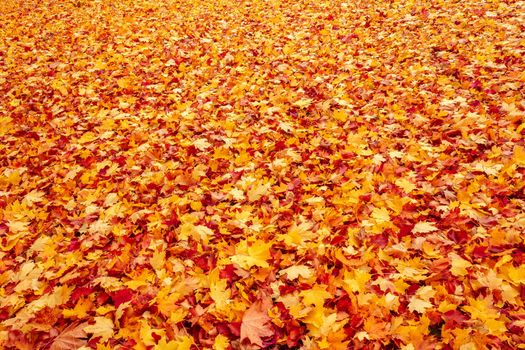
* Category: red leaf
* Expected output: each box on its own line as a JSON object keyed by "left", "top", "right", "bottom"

{"left": 110, "top": 288, "right": 134, "bottom": 308}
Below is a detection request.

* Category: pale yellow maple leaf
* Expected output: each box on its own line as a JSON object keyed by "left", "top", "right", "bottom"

{"left": 303, "top": 305, "right": 337, "bottom": 335}
{"left": 412, "top": 222, "right": 438, "bottom": 234}
{"left": 293, "top": 98, "right": 314, "bottom": 108}
{"left": 449, "top": 253, "right": 471, "bottom": 277}
{"left": 6, "top": 220, "right": 30, "bottom": 233}
{"left": 150, "top": 250, "right": 165, "bottom": 272}
{"left": 83, "top": 317, "right": 114, "bottom": 341}
{"left": 209, "top": 269, "right": 231, "bottom": 310}
{"left": 230, "top": 240, "right": 271, "bottom": 269}
{"left": 103, "top": 193, "right": 119, "bottom": 207}
{"left": 228, "top": 187, "right": 245, "bottom": 201}
{"left": 280, "top": 265, "right": 313, "bottom": 280}
{"left": 483, "top": 318, "right": 508, "bottom": 336}
{"left": 395, "top": 178, "right": 416, "bottom": 193}
{"left": 371, "top": 207, "right": 390, "bottom": 224}
{"left": 282, "top": 221, "right": 316, "bottom": 247}
{"left": 140, "top": 320, "right": 166, "bottom": 347}
{"left": 193, "top": 138, "right": 211, "bottom": 151}
{"left": 247, "top": 181, "right": 271, "bottom": 202}
{"left": 22, "top": 190, "right": 45, "bottom": 206}
{"left": 408, "top": 296, "right": 433, "bottom": 313}
{"left": 179, "top": 223, "right": 214, "bottom": 243}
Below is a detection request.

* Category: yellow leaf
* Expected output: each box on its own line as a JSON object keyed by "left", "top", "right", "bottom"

{"left": 280, "top": 265, "right": 313, "bottom": 280}
{"left": 83, "top": 317, "right": 114, "bottom": 341}
{"left": 513, "top": 146, "right": 525, "bottom": 167}
{"left": 463, "top": 297, "right": 496, "bottom": 320}
{"left": 507, "top": 265, "right": 525, "bottom": 285}
{"left": 484, "top": 318, "right": 507, "bottom": 336}
{"left": 395, "top": 178, "right": 416, "bottom": 193}
{"left": 140, "top": 321, "right": 158, "bottom": 347}
{"left": 22, "top": 190, "right": 45, "bottom": 206}
{"left": 51, "top": 79, "right": 68, "bottom": 95}
{"left": 449, "top": 253, "right": 471, "bottom": 277}
{"left": 283, "top": 44, "right": 294, "bottom": 55}
{"left": 63, "top": 297, "right": 92, "bottom": 319}
{"left": 78, "top": 132, "right": 98, "bottom": 144}
{"left": 412, "top": 222, "right": 438, "bottom": 234}
{"left": 343, "top": 268, "right": 371, "bottom": 293}
{"left": 193, "top": 138, "right": 211, "bottom": 151}
{"left": 230, "top": 240, "right": 271, "bottom": 269}
{"left": 154, "top": 338, "right": 178, "bottom": 350}
{"left": 117, "top": 77, "right": 133, "bottom": 89}
{"left": 332, "top": 109, "right": 348, "bottom": 122}
{"left": 170, "top": 309, "right": 188, "bottom": 324}
{"left": 210, "top": 277, "right": 231, "bottom": 310}
{"left": 213, "top": 334, "right": 230, "bottom": 350}
{"left": 293, "top": 98, "right": 314, "bottom": 108}
{"left": 282, "top": 221, "right": 316, "bottom": 247}
{"left": 407, "top": 296, "right": 433, "bottom": 313}
{"left": 300, "top": 285, "right": 332, "bottom": 306}
{"left": 247, "top": 181, "right": 271, "bottom": 202}
{"left": 190, "top": 200, "right": 202, "bottom": 211}
{"left": 6, "top": 220, "right": 30, "bottom": 234}
{"left": 150, "top": 250, "right": 165, "bottom": 272}
{"left": 371, "top": 207, "right": 390, "bottom": 224}
{"left": 179, "top": 223, "right": 214, "bottom": 243}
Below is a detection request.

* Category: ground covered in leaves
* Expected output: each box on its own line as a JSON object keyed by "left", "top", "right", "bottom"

{"left": 1, "top": 0, "right": 525, "bottom": 348}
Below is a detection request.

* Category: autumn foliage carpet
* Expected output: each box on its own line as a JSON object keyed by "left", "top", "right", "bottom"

{"left": 1, "top": 0, "right": 525, "bottom": 348}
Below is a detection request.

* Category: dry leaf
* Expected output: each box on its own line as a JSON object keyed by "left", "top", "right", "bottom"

{"left": 240, "top": 300, "right": 274, "bottom": 347}
{"left": 50, "top": 322, "right": 88, "bottom": 350}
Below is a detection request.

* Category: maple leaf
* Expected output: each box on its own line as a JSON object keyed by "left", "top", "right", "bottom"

{"left": 240, "top": 300, "right": 274, "bottom": 347}
{"left": 49, "top": 322, "right": 88, "bottom": 350}
{"left": 213, "top": 334, "right": 230, "bottom": 350}
{"left": 2, "top": 0, "right": 525, "bottom": 348}
{"left": 280, "top": 265, "right": 313, "bottom": 280}
{"left": 371, "top": 207, "right": 390, "bottom": 224}
{"left": 230, "top": 240, "right": 271, "bottom": 270}
{"left": 193, "top": 138, "right": 211, "bottom": 151}
{"left": 293, "top": 98, "right": 314, "bottom": 108}
{"left": 22, "top": 190, "right": 45, "bottom": 206}
{"left": 83, "top": 317, "right": 114, "bottom": 341}
{"left": 408, "top": 296, "right": 433, "bottom": 314}
{"left": 449, "top": 253, "right": 472, "bottom": 277}
{"left": 412, "top": 222, "right": 438, "bottom": 234}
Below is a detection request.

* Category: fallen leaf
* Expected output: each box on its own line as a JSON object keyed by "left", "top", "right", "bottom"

{"left": 50, "top": 323, "right": 88, "bottom": 350}
{"left": 412, "top": 222, "right": 438, "bottom": 234}
{"left": 83, "top": 317, "right": 114, "bottom": 341}
{"left": 240, "top": 300, "right": 274, "bottom": 347}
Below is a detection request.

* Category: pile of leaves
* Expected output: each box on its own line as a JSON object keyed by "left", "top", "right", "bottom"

{"left": 1, "top": 0, "right": 524, "bottom": 348}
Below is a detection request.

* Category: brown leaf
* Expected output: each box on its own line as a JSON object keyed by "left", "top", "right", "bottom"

{"left": 50, "top": 322, "right": 88, "bottom": 350}
{"left": 240, "top": 300, "right": 274, "bottom": 347}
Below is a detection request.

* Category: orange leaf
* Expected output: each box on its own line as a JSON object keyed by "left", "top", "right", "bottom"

{"left": 240, "top": 300, "right": 274, "bottom": 347}
{"left": 50, "top": 322, "right": 88, "bottom": 350}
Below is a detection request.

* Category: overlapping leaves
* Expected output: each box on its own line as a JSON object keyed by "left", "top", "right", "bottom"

{"left": 1, "top": 0, "right": 524, "bottom": 349}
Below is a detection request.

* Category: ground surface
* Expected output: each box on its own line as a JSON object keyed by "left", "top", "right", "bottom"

{"left": 1, "top": 0, "right": 525, "bottom": 349}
